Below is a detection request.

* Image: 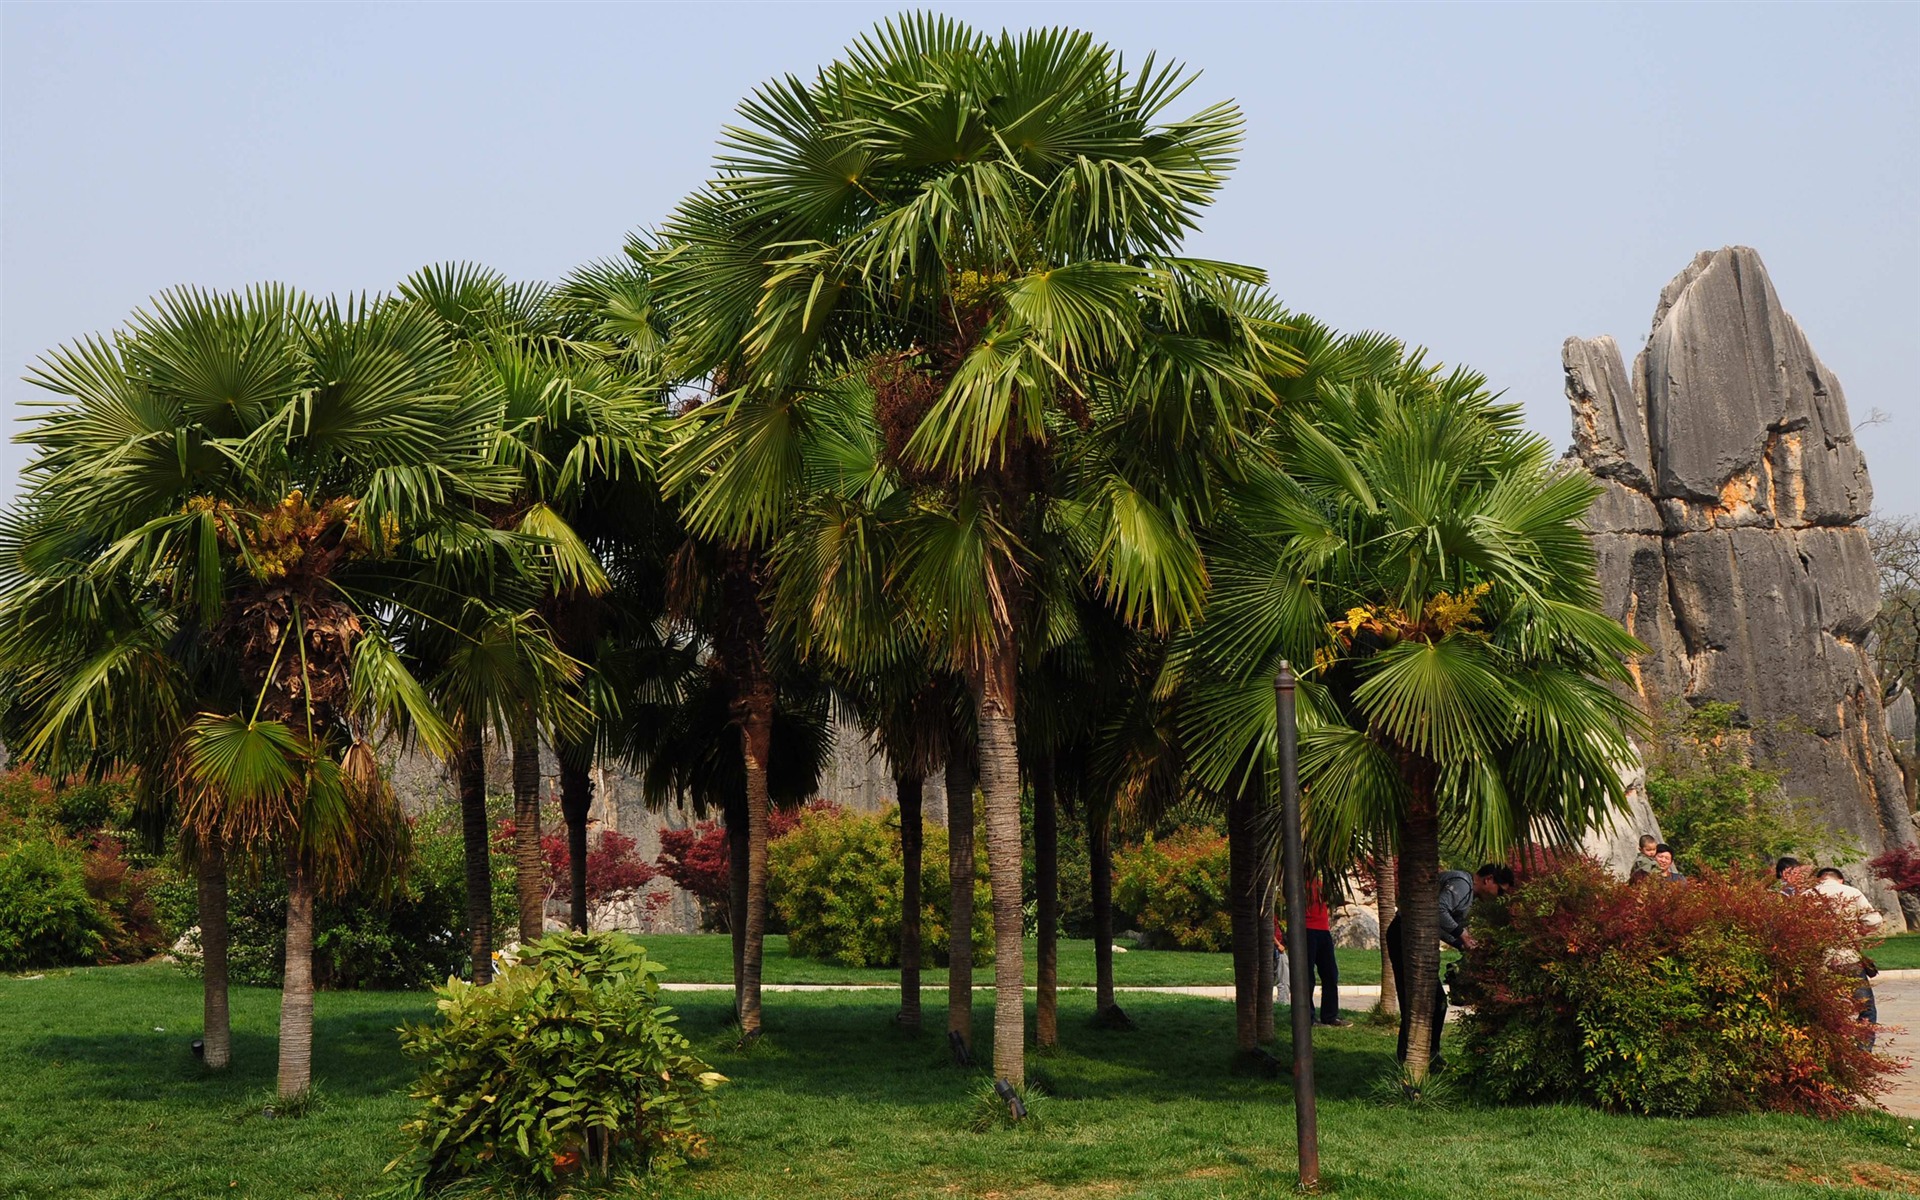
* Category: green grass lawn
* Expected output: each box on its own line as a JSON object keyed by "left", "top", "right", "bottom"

{"left": 1873, "top": 932, "right": 1920, "bottom": 972}
{"left": 3, "top": 964, "right": 1916, "bottom": 1199}
{"left": 637, "top": 932, "right": 1385, "bottom": 987}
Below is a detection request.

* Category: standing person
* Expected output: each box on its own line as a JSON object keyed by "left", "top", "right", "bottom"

{"left": 1384, "top": 863, "right": 1514, "bottom": 1067}
{"left": 1272, "top": 911, "right": 1288, "bottom": 1010}
{"left": 1298, "top": 879, "right": 1349, "bottom": 1027}
{"left": 1654, "top": 844, "right": 1685, "bottom": 883}
{"left": 1812, "top": 866, "right": 1884, "bottom": 1047}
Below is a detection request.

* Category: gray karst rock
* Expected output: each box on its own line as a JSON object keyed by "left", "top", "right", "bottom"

{"left": 1566, "top": 246, "right": 1915, "bottom": 920}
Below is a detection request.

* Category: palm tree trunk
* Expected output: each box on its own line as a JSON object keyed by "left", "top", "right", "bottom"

{"left": 898, "top": 772, "right": 924, "bottom": 1029}
{"left": 197, "top": 838, "right": 231, "bottom": 1071}
{"left": 277, "top": 860, "right": 316, "bottom": 1101}
{"left": 1227, "top": 782, "right": 1259, "bottom": 1054}
{"left": 737, "top": 676, "right": 775, "bottom": 1036}
{"left": 1034, "top": 753, "right": 1059, "bottom": 1051}
{"left": 1400, "top": 759, "right": 1443, "bottom": 1083}
{"left": 559, "top": 753, "right": 592, "bottom": 932}
{"left": 946, "top": 743, "right": 975, "bottom": 1051}
{"left": 727, "top": 795, "right": 748, "bottom": 998}
{"left": 974, "top": 639, "right": 1026, "bottom": 1088}
{"left": 1089, "top": 804, "right": 1118, "bottom": 1015}
{"left": 1376, "top": 850, "right": 1399, "bottom": 1017}
{"left": 511, "top": 714, "right": 545, "bottom": 945}
{"left": 457, "top": 724, "right": 493, "bottom": 984}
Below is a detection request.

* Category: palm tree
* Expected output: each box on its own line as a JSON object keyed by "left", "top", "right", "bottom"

{"left": 1183, "top": 346, "right": 1644, "bottom": 1085}
{"left": 0, "top": 573, "right": 240, "bottom": 1065}
{"left": 6, "top": 285, "right": 499, "bottom": 1098}
{"left": 400, "top": 262, "right": 669, "bottom": 949}
{"left": 651, "top": 14, "right": 1273, "bottom": 1086}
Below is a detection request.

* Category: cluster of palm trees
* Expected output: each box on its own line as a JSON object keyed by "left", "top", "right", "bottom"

{"left": 0, "top": 15, "right": 1640, "bottom": 1100}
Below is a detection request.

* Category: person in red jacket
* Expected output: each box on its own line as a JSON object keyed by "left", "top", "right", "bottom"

{"left": 1274, "top": 879, "right": 1349, "bottom": 1027}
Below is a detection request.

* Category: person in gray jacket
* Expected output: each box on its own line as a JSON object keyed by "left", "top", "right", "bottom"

{"left": 1383, "top": 863, "right": 1514, "bottom": 1066}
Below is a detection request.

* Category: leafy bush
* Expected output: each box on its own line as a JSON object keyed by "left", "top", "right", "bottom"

{"left": 1112, "top": 827, "right": 1231, "bottom": 951}
{"left": 1646, "top": 702, "right": 1854, "bottom": 871}
{"left": 1458, "top": 857, "right": 1892, "bottom": 1117}
{"left": 0, "top": 769, "right": 132, "bottom": 837}
{"left": 171, "top": 805, "right": 515, "bottom": 989}
{"left": 0, "top": 831, "right": 112, "bottom": 969}
{"left": 656, "top": 801, "right": 840, "bottom": 933}
{"left": 495, "top": 820, "right": 664, "bottom": 922}
{"left": 82, "top": 833, "right": 167, "bottom": 963}
{"left": 655, "top": 819, "right": 731, "bottom": 930}
{"left": 388, "top": 932, "right": 721, "bottom": 1194}
{"left": 769, "top": 804, "right": 991, "bottom": 968}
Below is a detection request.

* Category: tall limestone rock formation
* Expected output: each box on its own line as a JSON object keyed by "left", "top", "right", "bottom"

{"left": 1565, "top": 246, "right": 1915, "bottom": 918}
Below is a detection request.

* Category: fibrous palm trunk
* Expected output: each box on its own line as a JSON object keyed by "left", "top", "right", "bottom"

{"left": 736, "top": 675, "right": 775, "bottom": 1036}
{"left": 559, "top": 754, "right": 592, "bottom": 932}
{"left": 975, "top": 639, "right": 1026, "bottom": 1087}
{"left": 946, "top": 745, "right": 975, "bottom": 1052}
{"left": 511, "top": 714, "right": 545, "bottom": 945}
{"left": 457, "top": 724, "right": 493, "bottom": 984}
{"left": 277, "top": 861, "right": 316, "bottom": 1101}
{"left": 898, "top": 772, "right": 924, "bottom": 1029}
{"left": 1227, "top": 783, "right": 1259, "bottom": 1053}
{"left": 1376, "top": 850, "right": 1399, "bottom": 1017}
{"left": 1034, "top": 754, "right": 1058, "bottom": 1050}
{"left": 727, "top": 795, "right": 748, "bottom": 998}
{"left": 1399, "top": 759, "right": 1443, "bottom": 1083}
{"left": 198, "top": 839, "right": 231, "bottom": 1070}
{"left": 1089, "top": 805, "right": 1118, "bottom": 1016}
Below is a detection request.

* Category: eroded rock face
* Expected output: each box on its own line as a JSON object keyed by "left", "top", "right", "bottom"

{"left": 1567, "top": 247, "right": 1914, "bottom": 920}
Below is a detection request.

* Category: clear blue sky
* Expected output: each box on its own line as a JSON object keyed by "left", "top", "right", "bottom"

{"left": 4, "top": 2, "right": 1916, "bottom": 508}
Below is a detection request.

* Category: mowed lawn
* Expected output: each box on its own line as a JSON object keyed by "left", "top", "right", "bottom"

{"left": 5, "top": 964, "right": 1920, "bottom": 1199}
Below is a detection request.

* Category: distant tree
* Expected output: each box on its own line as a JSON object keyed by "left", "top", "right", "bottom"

{"left": 1868, "top": 515, "right": 1920, "bottom": 697}
{"left": 1645, "top": 702, "right": 1856, "bottom": 872}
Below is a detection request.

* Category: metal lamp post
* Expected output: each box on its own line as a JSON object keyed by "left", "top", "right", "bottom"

{"left": 1275, "top": 661, "right": 1320, "bottom": 1190}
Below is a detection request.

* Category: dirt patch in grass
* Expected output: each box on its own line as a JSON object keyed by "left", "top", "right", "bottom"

{"left": 1786, "top": 1163, "right": 1920, "bottom": 1194}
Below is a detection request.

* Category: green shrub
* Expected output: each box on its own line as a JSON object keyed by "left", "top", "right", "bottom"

{"left": 1458, "top": 857, "right": 1893, "bottom": 1117}
{"left": 170, "top": 804, "right": 514, "bottom": 989}
{"left": 769, "top": 805, "right": 992, "bottom": 968}
{"left": 388, "top": 932, "right": 721, "bottom": 1194}
{"left": 1112, "top": 827, "right": 1231, "bottom": 951}
{"left": 0, "top": 831, "right": 112, "bottom": 969}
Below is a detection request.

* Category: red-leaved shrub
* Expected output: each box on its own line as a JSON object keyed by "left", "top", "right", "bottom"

{"left": 1869, "top": 844, "right": 1920, "bottom": 894}
{"left": 82, "top": 834, "right": 166, "bottom": 963}
{"left": 655, "top": 821, "right": 730, "bottom": 927}
{"left": 653, "top": 802, "right": 840, "bottom": 932}
{"left": 1458, "top": 857, "right": 1892, "bottom": 1117}
{"left": 495, "top": 820, "right": 664, "bottom": 918}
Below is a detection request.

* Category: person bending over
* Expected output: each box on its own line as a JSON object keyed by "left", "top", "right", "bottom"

{"left": 1384, "top": 863, "right": 1514, "bottom": 1067}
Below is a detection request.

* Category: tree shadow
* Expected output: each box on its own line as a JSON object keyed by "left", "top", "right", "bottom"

{"left": 678, "top": 990, "right": 1401, "bottom": 1111}
{"left": 23, "top": 1000, "right": 423, "bottom": 1103}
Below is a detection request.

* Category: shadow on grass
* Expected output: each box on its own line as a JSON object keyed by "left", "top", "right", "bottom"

{"left": 22, "top": 1000, "right": 425, "bottom": 1103}
{"left": 674, "top": 990, "right": 1402, "bottom": 1111}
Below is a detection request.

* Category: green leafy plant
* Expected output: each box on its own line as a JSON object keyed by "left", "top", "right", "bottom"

{"left": 0, "top": 830, "right": 112, "bottom": 969}
{"left": 388, "top": 931, "right": 722, "bottom": 1195}
{"left": 768, "top": 805, "right": 991, "bottom": 968}
{"left": 1458, "top": 857, "right": 1892, "bottom": 1117}
{"left": 1112, "top": 828, "right": 1232, "bottom": 951}
{"left": 1646, "top": 702, "right": 1855, "bottom": 872}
